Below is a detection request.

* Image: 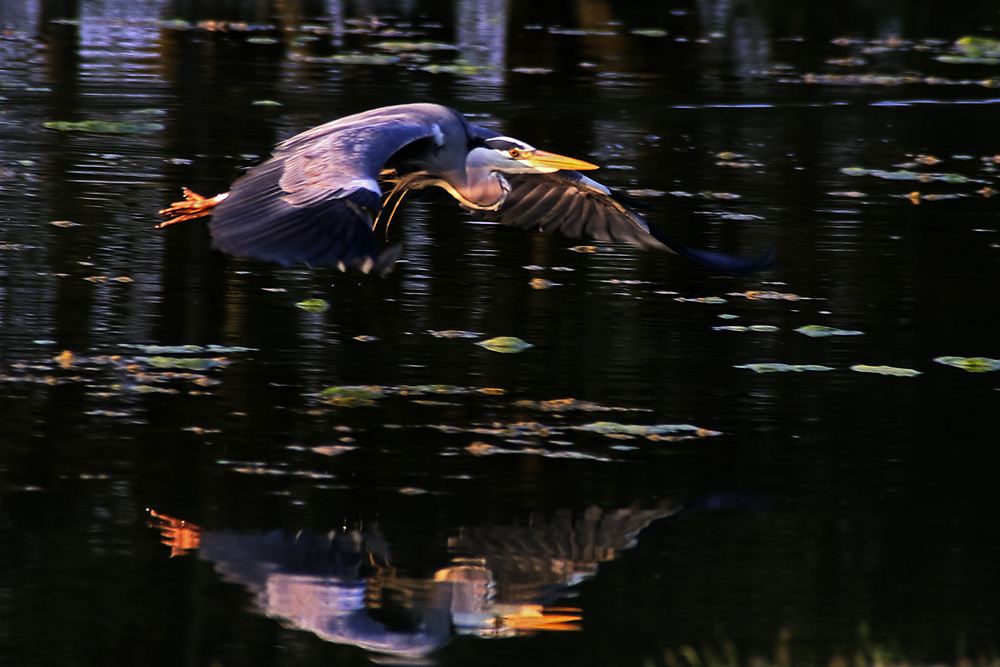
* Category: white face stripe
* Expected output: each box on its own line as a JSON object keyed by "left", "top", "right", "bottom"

{"left": 482, "top": 136, "right": 537, "bottom": 153}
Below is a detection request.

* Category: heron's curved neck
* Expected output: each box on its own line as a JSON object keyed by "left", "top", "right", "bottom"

{"left": 438, "top": 170, "right": 509, "bottom": 211}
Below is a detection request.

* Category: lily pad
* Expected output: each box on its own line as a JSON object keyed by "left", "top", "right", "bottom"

{"left": 477, "top": 336, "right": 533, "bottom": 353}
{"left": 735, "top": 363, "right": 835, "bottom": 373}
{"left": 795, "top": 325, "right": 864, "bottom": 338}
{"left": 43, "top": 120, "right": 165, "bottom": 133}
{"left": 933, "top": 356, "right": 1000, "bottom": 372}
{"left": 296, "top": 298, "right": 330, "bottom": 313}
{"left": 850, "top": 364, "right": 922, "bottom": 377}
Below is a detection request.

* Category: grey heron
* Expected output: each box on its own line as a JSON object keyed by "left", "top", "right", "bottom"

{"left": 159, "top": 103, "right": 773, "bottom": 275}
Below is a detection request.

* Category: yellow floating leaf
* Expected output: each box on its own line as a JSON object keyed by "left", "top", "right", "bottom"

{"left": 850, "top": 364, "right": 922, "bottom": 377}
{"left": 477, "top": 336, "right": 533, "bottom": 353}
{"left": 934, "top": 356, "right": 1000, "bottom": 372}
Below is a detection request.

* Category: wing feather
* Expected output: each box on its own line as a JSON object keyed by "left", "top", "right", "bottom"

{"left": 474, "top": 170, "right": 773, "bottom": 275}
{"left": 210, "top": 103, "right": 465, "bottom": 269}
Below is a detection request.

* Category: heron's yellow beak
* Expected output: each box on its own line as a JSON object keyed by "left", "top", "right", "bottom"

{"left": 524, "top": 149, "right": 599, "bottom": 171}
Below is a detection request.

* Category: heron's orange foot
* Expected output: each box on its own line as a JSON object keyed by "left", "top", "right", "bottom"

{"left": 157, "top": 188, "right": 229, "bottom": 227}
{"left": 147, "top": 509, "right": 203, "bottom": 556}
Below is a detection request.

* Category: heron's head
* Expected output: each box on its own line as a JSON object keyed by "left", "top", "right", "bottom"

{"left": 473, "top": 136, "right": 599, "bottom": 174}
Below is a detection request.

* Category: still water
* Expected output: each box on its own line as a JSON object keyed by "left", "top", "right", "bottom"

{"left": 2, "top": 1, "right": 1000, "bottom": 665}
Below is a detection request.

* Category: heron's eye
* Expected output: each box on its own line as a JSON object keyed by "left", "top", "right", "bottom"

{"left": 508, "top": 148, "right": 521, "bottom": 158}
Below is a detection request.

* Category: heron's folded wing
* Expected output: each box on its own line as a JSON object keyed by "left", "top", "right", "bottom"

{"left": 475, "top": 171, "right": 774, "bottom": 276}
{"left": 211, "top": 104, "right": 457, "bottom": 268}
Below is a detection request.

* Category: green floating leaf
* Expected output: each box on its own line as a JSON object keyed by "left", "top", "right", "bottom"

{"left": 736, "top": 363, "right": 835, "bottom": 373}
{"left": 141, "top": 356, "right": 229, "bottom": 370}
{"left": 795, "top": 325, "right": 864, "bottom": 338}
{"left": 317, "top": 385, "right": 385, "bottom": 407}
{"left": 420, "top": 62, "right": 495, "bottom": 76}
{"left": 933, "top": 356, "right": 1000, "bottom": 372}
{"left": 630, "top": 28, "right": 668, "bottom": 37}
{"left": 477, "top": 336, "right": 533, "bottom": 353}
{"left": 43, "top": 120, "right": 164, "bottom": 133}
{"left": 296, "top": 298, "right": 330, "bottom": 313}
{"left": 955, "top": 36, "right": 1000, "bottom": 58}
{"left": 851, "top": 364, "right": 922, "bottom": 377}
{"left": 840, "top": 166, "right": 970, "bottom": 184}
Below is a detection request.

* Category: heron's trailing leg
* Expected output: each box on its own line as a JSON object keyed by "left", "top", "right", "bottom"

{"left": 158, "top": 188, "right": 230, "bottom": 227}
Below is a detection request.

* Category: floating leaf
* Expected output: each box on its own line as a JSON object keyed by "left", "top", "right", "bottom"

{"left": 513, "top": 398, "right": 645, "bottom": 413}
{"left": 713, "top": 325, "right": 779, "bottom": 333}
{"left": 795, "top": 325, "right": 864, "bottom": 337}
{"left": 675, "top": 296, "right": 728, "bottom": 304}
{"left": 477, "top": 336, "right": 533, "bottom": 353}
{"left": 574, "top": 422, "right": 718, "bottom": 439}
{"left": 530, "top": 277, "right": 558, "bottom": 289}
{"left": 630, "top": 28, "right": 668, "bottom": 37}
{"left": 850, "top": 364, "right": 922, "bottom": 377}
{"left": 933, "top": 356, "right": 1000, "bottom": 372}
{"left": 142, "top": 356, "right": 229, "bottom": 370}
{"left": 840, "top": 166, "right": 971, "bottom": 184}
{"left": 296, "top": 298, "right": 330, "bottom": 312}
{"left": 956, "top": 36, "right": 1000, "bottom": 56}
{"left": 429, "top": 329, "right": 482, "bottom": 338}
{"left": 735, "top": 363, "right": 835, "bottom": 373}
{"left": 371, "top": 40, "right": 459, "bottom": 52}
{"left": 317, "top": 385, "right": 385, "bottom": 406}
{"left": 43, "top": 120, "right": 164, "bottom": 133}
{"left": 729, "top": 290, "right": 811, "bottom": 301}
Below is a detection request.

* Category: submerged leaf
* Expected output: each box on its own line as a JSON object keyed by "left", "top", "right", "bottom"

{"left": 933, "top": 356, "right": 1000, "bottom": 372}
{"left": 795, "top": 325, "right": 864, "bottom": 337}
{"left": 477, "top": 336, "right": 533, "bottom": 353}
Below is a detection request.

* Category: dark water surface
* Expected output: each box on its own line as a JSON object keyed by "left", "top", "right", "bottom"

{"left": 3, "top": 1, "right": 1000, "bottom": 665}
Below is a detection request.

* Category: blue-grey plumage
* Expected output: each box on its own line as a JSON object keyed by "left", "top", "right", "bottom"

{"left": 158, "top": 103, "right": 774, "bottom": 276}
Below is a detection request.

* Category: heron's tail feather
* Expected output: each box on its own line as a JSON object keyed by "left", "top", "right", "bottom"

{"left": 157, "top": 189, "right": 230, "bottom": 227}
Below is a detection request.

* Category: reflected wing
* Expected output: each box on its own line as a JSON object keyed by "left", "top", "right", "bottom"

{"left": 210, "top": 103, "right": 459, "bottom": 269}
{"left": 467, "top": 125, "right": 773, "bottom": 276}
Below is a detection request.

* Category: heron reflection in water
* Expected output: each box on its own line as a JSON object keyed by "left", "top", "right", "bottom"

{"left": 148, "top": 504, "right": 682, "bottom": 661}
{"left": 160, "top": 103, "right": 774, "bottom": 275}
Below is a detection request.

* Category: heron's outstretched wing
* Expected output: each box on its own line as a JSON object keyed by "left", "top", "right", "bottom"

{"left": 466, "top": 125, "right": 773, "bottom": 276}
{"left": 472, "top": 170, "right": 772, "bottom": 275}
{"left": 210, "top": 103, "right": 461, "bottom": 269}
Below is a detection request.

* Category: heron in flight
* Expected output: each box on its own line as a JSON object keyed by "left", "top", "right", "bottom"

{"left": 159, "top": 103, "right": 773, "bottom": 275}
